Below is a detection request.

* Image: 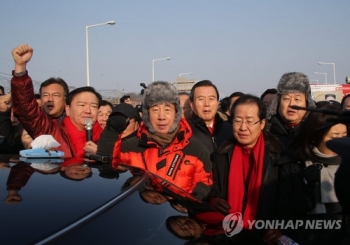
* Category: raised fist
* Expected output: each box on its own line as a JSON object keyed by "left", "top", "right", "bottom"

{"left": 11, "top": 44, "right": 33, "bottom": 72}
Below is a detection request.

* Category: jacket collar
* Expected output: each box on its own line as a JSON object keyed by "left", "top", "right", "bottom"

{"left": 190, "top": 112, "right": 223, "bottom": 133}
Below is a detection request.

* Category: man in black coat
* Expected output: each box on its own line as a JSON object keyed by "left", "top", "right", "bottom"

{"left": 188, "top": 80, "right": 232, "bottom": 155}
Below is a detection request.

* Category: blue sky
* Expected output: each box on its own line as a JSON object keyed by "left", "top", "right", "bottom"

{"left": 0, "top": 0, "right": 349, "bottom": 97}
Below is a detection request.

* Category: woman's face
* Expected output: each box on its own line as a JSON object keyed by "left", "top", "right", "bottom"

{"left": 318, "top": 123, "right": 347, "bottom": 155}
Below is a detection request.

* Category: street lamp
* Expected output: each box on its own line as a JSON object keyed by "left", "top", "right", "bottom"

{"left": 86, "top": 21, "right": 115, "bottom": 86}
{"left": 318, "top": 62, "right": 336, "bottom": 84}
{"left": 179, "top": 72, "right": 193, "bottom": 77}
{"left": 152, "top": 57, "right": 170, "bottom": 82}
{"left": 314, "top": 72, "right": 327, "bottom": 84}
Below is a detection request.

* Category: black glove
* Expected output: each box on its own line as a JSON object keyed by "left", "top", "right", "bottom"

{"left": 303, "top": 164, "right": 321, "bottom": 185}
{"left": 106, "top": 114, "right": 129, "bottom": 133}
{"left": 208, "top": 197, "right": 231, "bottom": 215}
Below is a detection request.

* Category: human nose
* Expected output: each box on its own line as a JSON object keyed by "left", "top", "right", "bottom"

{"left": 157, "top": 109, "right": 166, "bottom": 119}
{"left": 239, "top": 121, "right": 248, "bottom": 130}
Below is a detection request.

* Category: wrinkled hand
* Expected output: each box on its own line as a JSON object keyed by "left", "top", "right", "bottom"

{"left": 0, "top": 94, "right": 12, "bottom": 112}
{"left": 84, "top": 141, "right": 97, "bottom": 157}
{"left": 11, "top": 44, "right": 33, "bottom": 73}
{"left": 263, "top": 229, "right": 283, "bottom": 245}
{"left": 208, "top": 197, "right": 231, "bottom": 215}
{"left": 304, "top": 164, "right": 321, "bottom": 185}
{"left": 106, "top": 115, "right": 129, "bottom": 133}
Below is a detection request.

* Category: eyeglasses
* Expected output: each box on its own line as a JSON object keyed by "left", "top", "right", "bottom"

{"left": 41, "top": 92, "right": 63, "bottom": 100}
{"left": 232, "top": 119, "right": 261, "bottom": 127}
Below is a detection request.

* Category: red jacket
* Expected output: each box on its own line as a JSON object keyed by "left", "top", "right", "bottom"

{"left": 11, "top": 72, "right": 102, "bottom": 158}
{"left": 112, "top": 118, "right": 213, "bottom": 200}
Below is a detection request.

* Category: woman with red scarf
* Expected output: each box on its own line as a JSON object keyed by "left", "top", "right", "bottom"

{"left": 208, "top": 94, "right": 284, "bottom": 244}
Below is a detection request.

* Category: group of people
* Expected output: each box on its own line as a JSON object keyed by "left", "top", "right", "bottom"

{"left": 1, "top": 43, "right": 349, "bottom": 244}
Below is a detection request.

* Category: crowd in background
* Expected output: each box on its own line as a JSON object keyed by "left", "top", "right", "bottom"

{"left": 1, "top": 44, "right": 350, "bottom": 244}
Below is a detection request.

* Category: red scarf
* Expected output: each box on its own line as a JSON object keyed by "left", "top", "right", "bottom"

{"left": 63, "top": 117, "right": 103, "bottom": 158}
{"left": 227, "top": 133, "right": 265, "bottom": 229}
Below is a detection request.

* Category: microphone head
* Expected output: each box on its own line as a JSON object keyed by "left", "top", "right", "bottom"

{"left": 85, "top": 118, "right": 93, "bottom": 130}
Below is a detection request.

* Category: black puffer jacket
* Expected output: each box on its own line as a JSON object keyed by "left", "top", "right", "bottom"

{"left": 268, "top": 115, "right": 315, "bottom": 220}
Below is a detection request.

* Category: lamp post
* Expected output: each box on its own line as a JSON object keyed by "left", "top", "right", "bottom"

{"left": 86, "top": 21, "right": 115, "bottom": 86}
{"left": 318, "top": 62, "right": 336, "bottom": 84}
{"left": 152, "top": 57, "right": 170, "bottom": 82}
{"left": 314, "top": 72, "right": 327, "bottom": 84}
{"left": 179, "top": 72, "right": 193, "bottom": 77}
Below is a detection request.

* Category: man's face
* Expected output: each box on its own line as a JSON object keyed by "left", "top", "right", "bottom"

{"left": 124, "top": 98, "right": 132, "bottom": 104}
{"left": 278, "top": 92, "right": 307, "bottom": 125}
{"left": 61, "top": 163, "right": 91, "bottom": 180}
{"left": 343, "top": 97, "right": 350, "bottom": 111}
{"left": 190, "top": 86, "right": 218, "bottom": 125}
{"left": 97, "top": 105, "right": 112, "bottom": 129}
{"left": 65, "top": 92, "right": 99, "bottom": 130}
{"left": 41, "top": 84, "right": 66, "bottom": 118}
{"left": 140, "top": 190, "right": 168, "bottom": 204}
{"left": 233, "top": 103, "right": 265, "bottom": 148}
{"left": 148, "top": 103, "right": 176, "bottom": 134}
{"left": 179, "top": 94, "right": 192, "bottom": 120}
{"left": 262, "top": 93, "right": 275, "bottom": 109}
{"left": 169, "top": 216, "right": 204, "bottom": 238}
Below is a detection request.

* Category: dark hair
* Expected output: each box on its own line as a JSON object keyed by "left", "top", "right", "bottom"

{"left": 230, "top": 94, "right": 266, "bottom": 121}
{"left": 220, "top": 97, "right": 230, "bottom": 112}
{"left": 120, "top": 95, "right": 131, "bottom": 103}
{"left": 100, "top": 100, "right": 113, "bottom": 109}
{"left": 189, "top": 80, "right": 219, "bottom": 102}
{"left": 260, "top": 88, "right": 278, "bottom": 100}
{"left": 0, "top": 85, "right": 4, "bottom": 94}
{"left": 39, "top": 77, "right": 69, "bottom": 96}
{"left": 34, "top": 93, "right": 41, "bottom": 99}
{"left": 292, "top": 103, "right": 344, "bottom": 161}
{"left": 229, "top": 91, "right": 245, "bottom": 100}
{"left": 341, "top": 94, "right": 350, "bottom": 109}
{"left": 66, "top": 86, "right": 102, "bottom": 107}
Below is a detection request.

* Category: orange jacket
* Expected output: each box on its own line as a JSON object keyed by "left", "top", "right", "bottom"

{"left": 112, "top": 119, "right": 213, "bottom": 200}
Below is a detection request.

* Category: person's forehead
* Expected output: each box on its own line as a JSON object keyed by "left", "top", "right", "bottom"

{"left": 281, "top": 92, "right": 305, "bottom": 97}
{"left": 98, "top": 105, "right": 112, "bottom": 111}
{"left": 234, "top": 103, "right": 259, "bottom": 116}
{"left": 263, "top": 93, "right": 275, "bottom": 100}
{"left": 41, "top": 83, "right": 65, "bottom": 92}
{"left": 194, "top": 86, "right": 217, "bottom": 97}
{"left": 71, "top": 92, "right": 99, "bottom": 103}
{"left": 150, "top": 103, "right": 175, "bottom": 108}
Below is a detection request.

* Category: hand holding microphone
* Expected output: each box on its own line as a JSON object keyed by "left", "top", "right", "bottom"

{"left": 85, "top": 118, "right": 93, "bottom": 142}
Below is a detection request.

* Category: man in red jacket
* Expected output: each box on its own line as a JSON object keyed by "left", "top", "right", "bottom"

{"left": 99, "top": 81, "right": 213, "bottom": 200}
{"left": 10, "top": 44, "right": 103, "bottom": 157}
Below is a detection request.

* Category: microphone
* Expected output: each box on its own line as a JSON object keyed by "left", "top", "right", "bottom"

{"left": 85, "top": 118, "right": 93, "bottom": 142}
